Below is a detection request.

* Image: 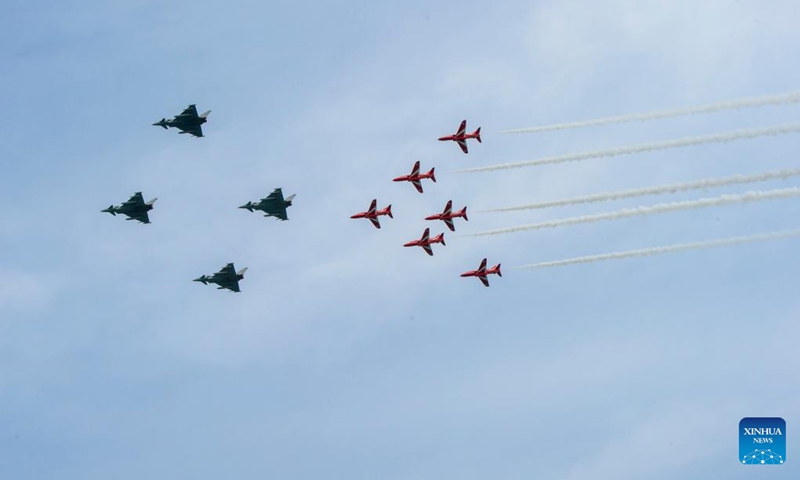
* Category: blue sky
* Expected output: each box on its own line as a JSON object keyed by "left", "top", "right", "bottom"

{"left": 2, "top": 0, "right": 800, "bottom": 478}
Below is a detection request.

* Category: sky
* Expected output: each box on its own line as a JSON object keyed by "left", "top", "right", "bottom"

{"left": 1, "top": 0, "right": 800, "bottom": 478}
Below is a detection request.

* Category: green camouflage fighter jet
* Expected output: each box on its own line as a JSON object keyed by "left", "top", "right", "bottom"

{"left": 152, "top": 104, "right": 210, "bottom": 137}
{"left": 102, "top": 192, "right": 157, "bottom": 224}
{"left": 193, "top": 263, "right": 248, "bottom": 293}
{"left": 239, "top": 188, "right": 296, "bottom": 221}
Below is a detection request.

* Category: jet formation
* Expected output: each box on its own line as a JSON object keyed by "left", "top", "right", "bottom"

{"left": 347, "top": 120, "right": 500, "bottom": 285}
{"left": 240, "top": 188, "right": 296, "bottom": 220}
{"left": 107, "top": 105, "right": 301, "bottom": 293}
{"left": 105, "top": 110, "right": 498, "bottom": 291}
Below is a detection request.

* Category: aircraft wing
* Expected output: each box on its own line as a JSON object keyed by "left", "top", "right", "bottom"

{"left": 423, "top": 244, "right": 433, "bottom": 256}
{"left": 412, "top": 180, "right": 423, "bottom": 193}
{"left": 220, "top": 280, "right": 241, "bottom": 292}
{"left": 411, "top": 161, "right": 420, "bottom": 176}
{"left": 444, "top": 218, "right": 455, "bottom": 231}
{"left": 177, "top": 104, "right": 199, "bottom": 119}
{"left": 478, "top": 258, "right": 487, "bottom": 272}
{"left": 457, "top": 139, "right": 468, "bottom": 154}
{"left": 479, "top": 275, "right": 489, "bottom": 287}
{"left": 369, "top": 217, "right": 381, "bottom": 229}
{"left": 213, "top": 263, "right": 237, "bottom": 280}
{"left": 420, "top": 228, "right": 430, "bottom": 243}
{"left": 127, "top": 210, "right": 151, "bottom": 224}
{"left": 123, "top": 192, "right": 146, "bottom": 208}
{"left": 178, "top": 124, "right": 204, "bottom": 137}
{"left": 262, "top": 188, "right": 285, "bottom": 204}
{"left": 367, "top": 199, "right": 377, "bottom": 214}
{"left": 456, "top": 120, "right": 466, "bottom": 136}
{"left": 266, "top": 207, "right": 288, "bottom": 220}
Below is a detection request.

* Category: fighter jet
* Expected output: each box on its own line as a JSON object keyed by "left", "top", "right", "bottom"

{"left": 239, "top": 188, "right": 296, "bottom": 220}
{"left": 438, "top": 119, "right": 481, "bottom": 153}
{"left": 425, "top": 200, "right": 468, "bottom": 231}
{"left": 393, "top": 161, "right": 436, "bottom": 193}
{"left": 403, "top": 228, "right": 445, "bottom": 256}
{"left": 193, "top": 263, "right": 248, "bottom": 292}
{"left": 351, "top": 199, "right": 393, "bottom": 229}
{"left": 102, "top": 192, "right": 157, "bottom": 224}
{"left": 461, "top": 258, "right": 501, "bottom": 287}
{"left": 152, "top": 104, "right": 210, "bottom": 137}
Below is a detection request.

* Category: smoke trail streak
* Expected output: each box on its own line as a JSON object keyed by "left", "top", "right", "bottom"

{"left": 513, "top": 228, "right": 800, "bottom": 270}
{"left": 502, "top": 91, "right": 800, "bottom": 134}
{"left": 466, "top": 187, "right": 800, "bottom": 237}
{"left": 457, "top": 124, "right": 800, "bottom": 173}
{"left": 479, "top": 168, "right": 800, "bottom": 213}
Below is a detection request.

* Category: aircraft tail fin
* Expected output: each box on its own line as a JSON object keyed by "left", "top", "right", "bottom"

{"left": 428, "top": 168, "right": 436, "bottom": 182}
{"left": 200, "top": 110, "right": 211, "bottom": 119}
{"left": 440, "top": 233, "right": 446, "bottom": 246}
{"left": 461, "top": 207, "right": 468, "bottom": 221}
{"left": 386, "top": 205, "right": 393, "bottom": 218}
{"left": 237, "top": 267, "right": 248, "bottom": 277}
{"left": 474, "top": 127, "right": 481, "bottom": 143}
{"left": 146, "top": 198, "right": 158, "bottom": 206}
{"left": 286, "top": 194, "right": 296, "bottom": 203}
{"left": 494, "top": 264, "right": 502, "bottom": 277}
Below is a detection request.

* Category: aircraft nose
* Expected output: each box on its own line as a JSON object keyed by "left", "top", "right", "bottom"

{"left": 437, "top": 136, "right": 448, "bottom": 141}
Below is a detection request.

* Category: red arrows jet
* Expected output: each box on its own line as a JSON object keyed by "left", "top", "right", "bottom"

{"left": 351, "top": 199, "right": 393, "bottom": 229}
{"left": 438, "top": 119, "right": 481, "bottom": 154}
{"left": 461, "top": 258, "right": 502, "bottom": 287}
{"left": 403, "top": 228, "right": 445, "bottom": 256}
{"left": 393, "top": 161, "right": 436, "bottom": 193}
{"left": 425, "top": 200, "right": 468, "bottom": 232}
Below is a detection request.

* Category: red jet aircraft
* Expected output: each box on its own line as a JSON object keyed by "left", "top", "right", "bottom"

{"left": 438, "top": 119, "right": 481, "bottom": 154}
{"left": 425, "top": 200, "right": 468, "bottom": 232}
{"left": 403, "top": 228, "right": 445, "bottom": 256}
{"left": 393, "top": 161, "right": 436, "bottom": 193}
{"left": 461, "top": 258, "right": 502, "bottom": 287}
{"left": 351, "top": 199, "right": 392, "bottom": 229}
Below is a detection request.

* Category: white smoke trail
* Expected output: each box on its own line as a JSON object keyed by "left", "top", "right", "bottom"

{"left": 513, "top": 228, "right": 800, "bottom": 270}
{"left": 479, "top": 168, "right": 800, "bottom": 212}
{"left": 466, "top": 187, "right": 800, "bottom": 237}
{"left": 502, "top": 91, "right": 800, "bottom": 134}
{"left": 457, "top": 124, "right": 800, "bottom": 173}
